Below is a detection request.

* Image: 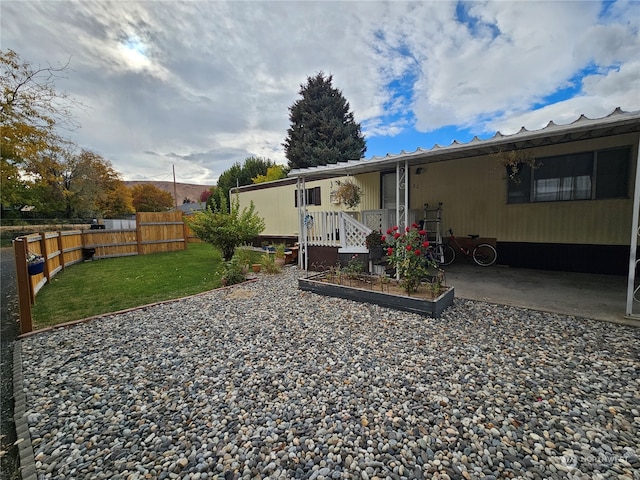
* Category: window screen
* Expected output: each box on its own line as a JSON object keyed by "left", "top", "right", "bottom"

{"left": 596, "top": 147, "right": 630, "bottom": 199}
{"left": 507, "top": 146, "right": 631, "bottom": 203}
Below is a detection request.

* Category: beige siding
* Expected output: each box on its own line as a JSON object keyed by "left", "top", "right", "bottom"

{"left": 410, "top": 133, "right": 637, "bottom": 245}
{"left": 237, "top": 174, "right": 380, "bottom": 237}
{"left": 238, "top": 133, "right": 637, "bottom": 245}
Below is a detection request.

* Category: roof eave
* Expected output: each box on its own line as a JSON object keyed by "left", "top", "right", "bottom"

{"left": 288, "top": 108, "right": 640, "bottom": 180}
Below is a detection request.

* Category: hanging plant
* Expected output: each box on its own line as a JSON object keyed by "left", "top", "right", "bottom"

{"left": 331, "top": 179, "right": 363, "bottom": 209}
{"left": 491, "top": 149, "right": 538, "bottom": 183}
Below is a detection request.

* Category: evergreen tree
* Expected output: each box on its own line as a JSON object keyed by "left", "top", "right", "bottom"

{"left": 212, "top": 156, "right": 278, "bottom": 212}
{"left": 284, "top": 72, "right": 366, "bottom": 169}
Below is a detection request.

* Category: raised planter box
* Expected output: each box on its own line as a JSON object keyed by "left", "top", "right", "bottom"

{"left": 298, "top": 273, "right": 454, "bottom": 318}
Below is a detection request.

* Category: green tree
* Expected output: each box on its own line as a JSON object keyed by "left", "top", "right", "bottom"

{"left": 252, "top": 164, "right": 289, "bottom": 184}
{"left": 1, "top": 49, "right": 77, "bottom": 214}
{"left": 284, "top": 72, "right": 366, "bottom": 170}
{"left": 187, "top": 195, "right": 265, "bottom": 261}
{"left": 130, "top": 183, "right": 175, "bottom": 212}
{"left": 27, "top": 148, "right": 132, "bottom": 218}
{"left": 212, "top": 156, "right": 278, "bottom": 212}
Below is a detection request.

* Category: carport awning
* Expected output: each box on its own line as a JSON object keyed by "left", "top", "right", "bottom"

{"left": 288, "top": 107, "right": 640, "bottom": 181}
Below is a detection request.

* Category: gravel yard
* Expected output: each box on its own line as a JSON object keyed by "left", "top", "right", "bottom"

{"left": 18, "top": 268, "right": 640, "bottom": 479}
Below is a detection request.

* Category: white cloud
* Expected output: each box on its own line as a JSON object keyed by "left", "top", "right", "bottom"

{"left": 2, "top": 0, "right": 638, "bottom": 184}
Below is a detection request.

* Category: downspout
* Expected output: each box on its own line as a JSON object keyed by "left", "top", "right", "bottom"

{"left": 626, "top": 142, "right": 640, "bottom": 317}
{"left": 301, "top": 176, "right": 308, "bottom": 272}
{"left": 297, "top": 176, "right": 303, "bottom": 269}
{"left": 396, "top": 162, "right": 401, "bottom": 235}
{"left": 404, "top": 159, "right": 409, "bottom": 230}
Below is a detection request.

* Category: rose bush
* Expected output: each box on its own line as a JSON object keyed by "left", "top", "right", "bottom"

{"left": 383, "top": 223, "right": 436, "bottom": 294}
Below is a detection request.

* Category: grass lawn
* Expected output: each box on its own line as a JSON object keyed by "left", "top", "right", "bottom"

{"left": 32, "top": 243, "right": 261, "bottom": 329}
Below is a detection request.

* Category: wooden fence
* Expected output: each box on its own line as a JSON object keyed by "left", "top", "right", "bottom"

{"left": 13, "top": 211, "right": 187, "bottom": 334}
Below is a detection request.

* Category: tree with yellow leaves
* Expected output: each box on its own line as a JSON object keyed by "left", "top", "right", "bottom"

{"left": 1, "top": 49, "right": 77, "bottom": 214}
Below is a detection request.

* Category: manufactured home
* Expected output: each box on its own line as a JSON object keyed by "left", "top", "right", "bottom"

{"left": 234, "top": 108, "right": 640, "bottom": 313}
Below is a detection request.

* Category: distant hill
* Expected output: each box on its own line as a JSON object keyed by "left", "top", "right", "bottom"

{"left": 125, "top": 181, "right": 213, "bottom": 205}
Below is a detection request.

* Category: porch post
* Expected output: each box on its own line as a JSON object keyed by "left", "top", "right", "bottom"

{"left": 297, "top": 176, "right": 302, "bottom": 269}
{"left": 396, "top": 161, "right": 409, "bottom": 230}
{"left": 626, "top": 144, "right": 640, "bottom": 316}
{"left": 404, "top": 160, "right": 409, "bottom": 230}
{"left": 300, "top": 176, "right": 308, "bottom": 272}
{"left": 395, "top": 161, "right": 409, "bottom": 280}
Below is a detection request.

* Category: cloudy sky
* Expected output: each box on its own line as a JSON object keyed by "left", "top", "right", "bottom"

{"left": 2, "top": 1, "right": 639, "bottom": 185}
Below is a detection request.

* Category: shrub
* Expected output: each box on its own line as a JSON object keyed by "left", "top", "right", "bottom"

{"left": 260, "top": 253, "right": 281, "bottom": 274}
{"left": 187, "top": 194, "right": 265, "bottom": 261}
{"left": 218, "top": 257, "right": 246, "bottom": 286}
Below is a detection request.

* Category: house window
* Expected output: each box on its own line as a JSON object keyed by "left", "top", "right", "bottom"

{"left": 294, "top": 186, "right": 321, "bottom": 207}
{"left": 507, "top": 147, "right": 630, "bottom": 204}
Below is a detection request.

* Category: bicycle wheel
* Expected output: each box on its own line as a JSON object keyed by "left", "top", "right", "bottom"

{"left": 473, "top": 243, "right": 497, "bottom": 266}
{"left": 441, "top": 244, "right": 456, "bottom": 266}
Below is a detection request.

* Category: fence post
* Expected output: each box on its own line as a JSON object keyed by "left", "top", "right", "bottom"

{"left": 57, "top": 231, "right": 66, "bottom": 270}
{"left": 13, "top": 238, "right": 33, "bottom": 334}
{"left": 135, "top": 212, "right": 143, "bottom": 255}
{"left": 182, "top": 214, "right": 189, "bottom": 250}
{"left": 40, "top": 231, "right": 50, "bottom": 282}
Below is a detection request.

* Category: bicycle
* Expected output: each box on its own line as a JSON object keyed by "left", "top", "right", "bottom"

{"left": 433, "top": 229, "right": 497, "bottom": 267}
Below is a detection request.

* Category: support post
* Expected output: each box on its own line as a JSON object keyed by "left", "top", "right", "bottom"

{"left": 14, "top": 238, "right": 33, "bottom": 334}
{"left": 135, "top": 212, "right": 143, "bottom": 255}
{"left": 40, "top": 231, "right": 50, "bottom": 282}
{"left": 57, "top": 231, "right": 66, "bottom": 270}
{"left": 626, "top": 143, "right": 640, "bottom": 316}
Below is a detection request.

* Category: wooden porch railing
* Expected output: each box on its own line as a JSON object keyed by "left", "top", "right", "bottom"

{"left": 303, "top": 211, "right": 371, "bottom": 252}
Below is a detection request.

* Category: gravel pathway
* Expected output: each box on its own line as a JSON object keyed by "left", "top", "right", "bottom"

{"left": 19, "top": 268, "right": 640, "bottom": 479}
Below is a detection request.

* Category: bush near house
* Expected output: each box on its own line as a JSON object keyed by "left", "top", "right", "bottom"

{"left": 186, "top": 195, "right": 265, "bottom": 261}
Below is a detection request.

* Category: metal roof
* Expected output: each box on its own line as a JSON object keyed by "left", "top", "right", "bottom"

{"left": 288, "top": 107, "right": 640, "bottom": 180}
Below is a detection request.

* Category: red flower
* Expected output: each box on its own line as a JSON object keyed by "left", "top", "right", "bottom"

{"left": 386, "top": 228, "right": 393, "bottom": 235}
{"left": 422, "top": 241, "right": 430, "bottom": 248}
{"left": 406, "top": 245, "right": 412, "bottom": 251}
{"left": 392, "top": 225, "right": 399, "bottom": 231}
{"left": 387, "top": 247, "right": 394, "bottom": 256}
{"left": 414, "top": 249, "right": 421, "bottom": 256}
{"left": 381, "top": 235, "right": 386, "bottom": 242}
{"left": 394, "top": 233, "right": 401, "bottom": 239}
{"left": 405, "top": 226, "right": 410, "bottom": 232}
{"left": 412, "top": 222, "right": 419, "bottom": 228}
{"left": 419, "top": 229, "right": 427, "bottom": 236}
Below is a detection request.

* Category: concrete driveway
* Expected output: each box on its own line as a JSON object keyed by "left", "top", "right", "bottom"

{"left": 443, "top": 261, "right": 635, "bottom": 326}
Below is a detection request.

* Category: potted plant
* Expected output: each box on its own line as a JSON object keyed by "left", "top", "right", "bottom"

{"left": 27, "top": 252, "right": 45, "bottom": 276}
{"left": 490, "top": 149, "right": 538, "bottom": 183}
{"left": 365, "top": 230, "right": 385, "bottom": 259}
{"left": 331, "top": 179, "right": 363, "bottom": 209}
{"left": 274, "top": 244, "right": 287, "bottom": 267}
